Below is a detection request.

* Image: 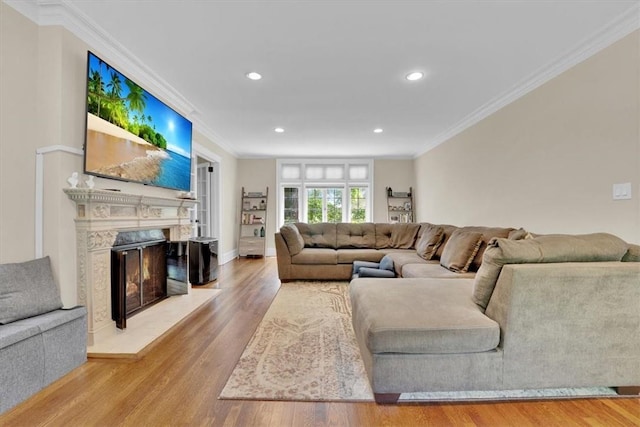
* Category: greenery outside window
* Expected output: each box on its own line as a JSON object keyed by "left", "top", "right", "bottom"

{"left": 277, "top": 159, "right": 372, "bottom": 226}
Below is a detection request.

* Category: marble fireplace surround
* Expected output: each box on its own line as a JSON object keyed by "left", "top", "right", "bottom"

{"left": 64, "top": 188, "right": 196, "bottom": 346}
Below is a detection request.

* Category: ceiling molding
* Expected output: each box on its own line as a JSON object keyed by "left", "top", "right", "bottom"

{"left": 3, "top": 0, "right": 240, "bottom": 157}
{"left": 414, "top": 3, "right": 640, "bottom": 159}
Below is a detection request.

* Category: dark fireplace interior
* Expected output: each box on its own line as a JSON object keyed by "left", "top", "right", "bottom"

{"left": 111, "top": 229, "right": 169, "bottom": 329}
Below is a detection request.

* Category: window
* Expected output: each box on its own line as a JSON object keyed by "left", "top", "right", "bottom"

{"left": 283, "top": 187, "right": 300, "bottom": 224}
{"left": 349, "top": 187, "right": 368, "bottom": 223}
{"left": 277, "top": 159, "right": 372, "bottom": 226}
{"left": 306, "top": 187, "right": 343, "bottom": 223}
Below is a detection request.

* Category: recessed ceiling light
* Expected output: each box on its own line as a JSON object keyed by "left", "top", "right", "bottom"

{"left": 274, "top": 127, "right": 284, "bottom": 133}
{"left": 405, "top": 71, "right": 424, "bottom": 81}
{"left": 373, "top": 128, "right": 383, "bottom": 133}
{"left": 246, "top": 72, "right": 262, "bottom": 80}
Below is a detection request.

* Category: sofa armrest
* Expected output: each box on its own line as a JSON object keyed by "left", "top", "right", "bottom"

{"left": 274, "top": 232, "right": 293, "bottom": 281}
{"left": 485, "top": 262, "right": 640, "bottom": 389}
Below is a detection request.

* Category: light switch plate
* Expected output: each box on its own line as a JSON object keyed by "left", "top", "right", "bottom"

{"left": 613, "top": 182, "right": 632, "bottom": 200}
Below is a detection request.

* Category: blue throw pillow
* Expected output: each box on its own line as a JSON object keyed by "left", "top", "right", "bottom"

{"left": 379, "top": 254, "right": 394, "bottom": 272}
{"left": 358, "top": 267, "right": 396, "bottom": 278}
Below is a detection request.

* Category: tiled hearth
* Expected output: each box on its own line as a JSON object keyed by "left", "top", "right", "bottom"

{"left": 64, "top": 188, "right": 197, "bottom": 347}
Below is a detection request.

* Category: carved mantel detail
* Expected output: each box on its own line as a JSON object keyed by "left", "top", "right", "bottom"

{"left": 87, "top": 230, "right": 118, "bottom": 250}
{"left": 64, "top": 188, "right": 197, "bottom": 345}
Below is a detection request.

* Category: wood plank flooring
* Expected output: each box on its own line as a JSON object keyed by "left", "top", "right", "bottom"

{"left": 1, "top": 257, "right": 638, "bottom": 426}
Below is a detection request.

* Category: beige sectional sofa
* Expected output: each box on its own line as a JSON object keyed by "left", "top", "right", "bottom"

{"left": 275, "top": 222, "right": 517, "bottom": 281}
{"left": 275, "top": 222, "right": 640, "bottom": 403}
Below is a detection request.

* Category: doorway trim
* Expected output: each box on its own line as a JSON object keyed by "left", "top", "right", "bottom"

{"left": 193, "top": 142, "right": 222, "bottom": 250}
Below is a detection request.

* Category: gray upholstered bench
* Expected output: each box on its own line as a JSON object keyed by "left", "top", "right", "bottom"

{"left": 0, "top": 257, "right": 87, "bottom": 413}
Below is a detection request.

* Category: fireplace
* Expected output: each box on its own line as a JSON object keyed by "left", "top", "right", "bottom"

{"left": 64, "top": 188, "right": 196, "bottom": 345}
{"left": 111, "top": 230, "right": 169, "bottom": 329}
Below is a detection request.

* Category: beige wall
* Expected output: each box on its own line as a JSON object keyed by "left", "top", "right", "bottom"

{"left": 373, "top": 159, "right": 415, "bottom": 222}
{"left": 1, "top": 4, "right": 39, "bottom": 263}
{"left": 234, "top": 158, "right": 415, "bottom": 255}
{"left": 0, "top": 3, "right": 239, "bottom": 306}
{"left": 415, "top": 30, "right": 640, "bottom": 244}
{"left": 236, "top": 159, "right": 277, "bottom": 255}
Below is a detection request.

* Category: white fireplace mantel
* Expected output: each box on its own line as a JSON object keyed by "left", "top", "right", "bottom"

{"left": 64, "top": 188, "right": 197, "bottom": 345}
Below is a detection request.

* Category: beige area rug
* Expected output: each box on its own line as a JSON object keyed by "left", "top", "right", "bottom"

{"left": 220, "top": 282, "right": 618, "bottom": 403}
{"left": 221, "top": 281, "right": 372, "bottom": 401}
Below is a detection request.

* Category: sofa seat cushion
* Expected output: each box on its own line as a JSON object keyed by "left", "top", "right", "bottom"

{"left": 18, "top": 307, "right": 87, "bottom": 333}
{"left": 291, "top": 248, "right": 338, "bottom": 265}
{"left": 402, "top": 263, "right": 476, "bottom": 279}
{"left": 380, "top": 251, "right": 431, "bottom": 276}
{"left": 350, "top": 278, "right": 499, "bottom": 354}
{"left": 337, "top": 249, "right": 385, "bottom": 264}
{"left": 0, "top": 323, "right": 42, "bottom": 349}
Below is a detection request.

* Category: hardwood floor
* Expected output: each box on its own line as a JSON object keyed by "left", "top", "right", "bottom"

{"left": 1, "top": 257, "right": 638, "bottom": 426}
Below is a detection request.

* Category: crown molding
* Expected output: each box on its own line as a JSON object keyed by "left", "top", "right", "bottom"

{"left": 3, "top": 0, "right": 240, "bottom": 157}
{"left": 414, "top": 3, "right": 640, "bottom": 158}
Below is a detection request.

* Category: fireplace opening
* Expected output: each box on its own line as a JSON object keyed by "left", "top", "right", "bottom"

{"left": 111, "top": 229, "right": 168, "bottom": 329}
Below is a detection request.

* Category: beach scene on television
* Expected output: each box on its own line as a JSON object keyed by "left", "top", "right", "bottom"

{"left": 85, "top": 52, "right": 192, "bottom": 192}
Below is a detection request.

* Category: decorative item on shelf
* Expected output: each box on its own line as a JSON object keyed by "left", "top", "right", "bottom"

{"left": 67, "top": 172, "right": 79, "bottom": 188}
{"left": 85, "top": 175, "right": 95, "bottom": 189}
{"left": 404, "top": 201, "right": 412, "bottom": 210}
{"left": 239, "top": 186, "right": 269, "bottom": 257}
{"left": 386, "top": 187, "right": 393, "bottom": 197}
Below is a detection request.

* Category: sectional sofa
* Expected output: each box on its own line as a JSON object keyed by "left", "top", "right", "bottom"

{"left": 275, "top": 222, "right": 640, "bottom": 403}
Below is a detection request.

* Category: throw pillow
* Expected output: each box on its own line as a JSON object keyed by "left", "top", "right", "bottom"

{"left": 439, "top": 229, "right": 483, "bottom": 273}
{"left": 415, "top": 224, "right": 444, "bottom": 260}
{"left": 389, "top": 223, "right": 421, "bottom": 249}
{"left": 280, "top": 224, "right": 305, "bottom": 255}
{"left": 0, "top": 256, "right": 63, "bottom": 324}
{"left": 508, "top": 228, "right": 527, "bottom": 240}
{"left": 379, "top": 254, "right": 394, "bottom": 272}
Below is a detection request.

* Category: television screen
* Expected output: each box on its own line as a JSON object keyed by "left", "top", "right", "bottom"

{"left": 84, "top": 51, "right": 192, "bottom": 192}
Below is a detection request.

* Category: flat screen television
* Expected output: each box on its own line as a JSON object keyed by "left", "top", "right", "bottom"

{"left": 84, "top": 51, "right": 193, "bottom": 192}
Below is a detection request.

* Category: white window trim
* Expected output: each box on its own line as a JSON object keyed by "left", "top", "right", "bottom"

{"left": 276, "top": 158, "right": 374, "bottom": 226}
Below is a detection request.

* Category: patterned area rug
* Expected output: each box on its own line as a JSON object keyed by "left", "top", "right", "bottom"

{"left": 219, "top": 281, "right": 618, "bottom": 402}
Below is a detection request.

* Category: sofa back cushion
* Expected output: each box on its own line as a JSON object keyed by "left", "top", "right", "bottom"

{"left": 0, "top": 256, "right": 64, "bottom": 324}
{"left": 472, "top": 233, "right": 629, "bottom": 309}
{"left": 336, "top": 223, "right": 376, "bottom": 248}
{"left": 375, "top": 223, "right": 393, "bottom": 248}
{"left": 295, "top": 223, "right": 338, "bottom": 249}
{"left": 440, "top": 229, "right": 484, "bottom": 273}
{"left": 415, "top": 224, "right": 444, "bottom": 260}
{"left": 280, "top": 224, "right": 305, "bottom": 255}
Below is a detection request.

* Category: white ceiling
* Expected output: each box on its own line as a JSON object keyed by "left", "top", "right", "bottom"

{"left": 8, "top": 0, "right": 640, "bottom": 158}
